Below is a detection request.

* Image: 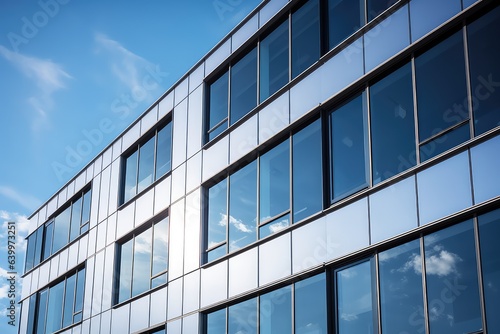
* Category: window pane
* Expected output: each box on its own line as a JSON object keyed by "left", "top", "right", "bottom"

{"left": 207, "top": 179, "right": 227, "bottom": 251}
{"left": 229, "top": 161, "right": 257, "bottom": 252}
{"left": 207, "top": 308, "right": 226, "bottom": 334}
{"left": 36, "top": 289, "right": 48, "bottom": 334}
{"left": 62, "top": 274, "right": 76, "bottom": 328}
{"left": 371, "top": 63, "right": 415, "bottom": 184}
{"left": 132, "top": 227, "right": 152, "bottom": 297}
{"left": 27, "top": 294, "right": 37, "bottom": 334}
{"left": 43, "top": 222, "right": 54, "bottom": 260}
{"left": 34, "top": 227, "right": 43, "bottom": 266}
{"left": 424, "top": 220, "right": 482, "bottom": 333}
{"left": 118, "top": 239, "right": 133, "bottom": 303}
{"left": 337, "top": 260, "right": 376, "bottom": 334}
{"left": 70, "top": 197, "right": 82, "bottom": 242}
{"left": 295, "top": 273, "right": 327, "bottom": 334}
{"left": 81, "top": 189, "right": 91, "bottom": 227}
{"left": 228, "top": 298, "right": 257, "bottom": 334}
{"left": 46, "top": 280, "right": 64, "bottom": 333}
{"left": 260, "top": 285, "right": 292, "bottom": 334}
{"left": 292, "top": 0, "right": 320, "bottom": 78}
{"left": 259, "top": 214, "right": 290, "bottom": 239}
{"left": 367, "top": 0, "right": 398, "bottom": 21}
{"left": 419, "top": 123, "right": 469, "bottom": 162}
{"left": 467, "top": 6, "right": 500, "bottom": 135}
{"left": 415, "top": 31, "right": 469, "bottom": 141}
{"left": 156, "top": 123, "right": 172, "bottom": 179}
{"left": 478, "top": 209, "right": 500, "bottom": 333}
{"left": 152, "top": 217, "right": 169, "bottom": 277}
{"left": 74, "top": 268, "right": 85, "bottom": 314}
{"left": 137, "top": 137, "right": 155, "bottom": 194}
{"left": 330, "top": 93, "right": 368, "bottom": 201}
{"left": 124, "top": 151, "right": 138, "bottom": 202}
{"left": 328, "top": 0, "right": 364, "bottom": 49}
{"left": 260, "top": 140, "right": 290, "bottom": 222}
{"left": 25, "top": 233, "right": 36, "bottom": 272}
{"left": 293, "top": 119, "right": 323, "bottom": 222}
{"left": 379, "top": 240, "right": 424, "bottom": 333}
{"left": 209, "top": 72, "right": 229, "bottom": 135}
{"left": 207, "top": 244, "right": 226, "bottom": 263}
{"left": 230, "top": 48, "right": 257, "bottom": 125}
{"left": 52, "top": 206, "right": 71, "bottom": 254}
{"left": 260, "top": 19, "right": 289, "bottom": 102}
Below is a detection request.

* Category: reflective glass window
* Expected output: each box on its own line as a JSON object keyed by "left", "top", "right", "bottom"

{"left": 52, "top": 206, "right": 71, "bottom": 254}
{"left": 208, "top": 72, "right": 229, "bottom": 140}
{"left": 330, "top": 93, "right": 369, "bottom": 201}
{"left": 117, "top": 238, "right": 133, "bottom": 303}
{"left": 415, "top": 31, "right": 469, "bottom": 142}
{"left": 478, "top": 209, "right": 500, "bottom": 333}
{"left": 132, "top": 228, "right": 152, "bottom": 297}
{"left": 424, "top": 220, "right": 482, "bottom": 333}
{"left": 45, "top": 280, "right": 64, "bottom": 333}
{"left": 228, "top": 298, "right": 257, "bottom": 334}
{"left": 207, "top": 179, "right": 228, "bottom": 254}
{"left": 69, "top": 197, "right": 82, "bottom": 242}
{"left": 292, "top": 0, "right": 320, "bottom": 78}
{"left": 260, "top": 19, "right": 289, "bottom": 102}
{"left": 336, "top": 259, "right": 376, "bottom": 334}
{"left": 295, "top": 273, "right": 327, "bottom": 334}
{"left": 370, "top": 63, "right": 415, "bottom": 184}
{"left": 34, "top": 227, "right": 43, "bottom": 267}
{"left": 74, "top": 268, "right": 85, "bottom": 322}
{"left": 152, "top": 217, "right": 169, "bottom": 287}
{"left": 137, "top": 136, "right": 155, "bottom": 194}
{"left": 36, "top": 289, "right": 48, "bottom": 334}
{"left": 43, "top": 221, "right": 54, "bottom": 260}
{"left": 367, "top": 0, "right": 398, "bottom": 21}
{"left": 26, "top": 294, "right": 37, "bottom": 334}
{"left": 62, "top": 274, "right": 76, "bottom": 328}
{"left": 230, "top": 48, "right": 257, "bottom": 125}
{"left": 260, "top": 140, "right": 290, "bottom": 222}
{"left": 260, "top": 286, "right": 292, "bottom": 334}
{"left": 292, "top": 119, "right": 323, "bottom": 222}
{"left": 379, "top": 240, "right": 424, "bottom": 333}
{"left": 207, "top": 308, "right": 226, "bottom": 334}
{"left": 124, "top": 150, "right": 138, "bottom": 203}
{"left": 419, "top": 123, "right": 470, "bottom": 162}
{"left": 25, "top": 232, "right": 37, "bottom": 272}
{"left": 229, "top": 162, "right": 257, "bottom": 251}
{"left": 81, "top": 189, "right": 91, "bottom": 232}
{"left": 328, "top": 0, "right": 364, "bottom": 50}
{"left": 467, "top": 5, "right": 500, "bottom": 135}
{"left": 259, "top": 214, "right": 290, "bottom": 239}
{"left": 156, "top": 123, "right": 172, "bottom": 179}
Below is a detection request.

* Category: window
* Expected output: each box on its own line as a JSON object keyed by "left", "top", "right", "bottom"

{"left": 24, "top": 187, "right": 92, "bottom": 270}
{"left": 122, "top": 122, "right": 172, "bottom": 203}
{"left": 207, "top": 72, "right": 229, "bottom": 140}
{"left": 205, "top": 121, "right": 323, "bottom": 262}
{"left": 205, "top": 273, "right": 326, "bottom": 334}
{"left": 478, "top": 208, "right": 500, "bottom": 333}
{"left": 27, "top": 268, "right": 85, "bottom": 334}
{"left": 291, "top": 0, "right": 320, "bottom": 78}
{"left": 115, "top": 216, "right": 169, "bottom": 303}
{"left": 370, "top": 63, "right": 415, "bottom": 184}
{"left": 367, "top": 0, "right": 398, "bottom": 21}
{"left": 328, "top": 0, "right": 364, "bottom": 50}
{"left": 230, "top": 48, "right": 258, "bottom": 125}
{"left": 415, "top": 30, "right": 470, "bottom": 162}
{"left": 336, "top": 260, "right": 377, "bottom": 334}
{"left": 424, "top": 220, "right": 482, "bottom": 333}
{"left": 260, "top": 19, "right": 289, "bottom": 102}
{"left": 330, "top": 93, "right": 369, "bottom": 201}
{"left": 467, "top": 5, "right": 500, "bottom": 135}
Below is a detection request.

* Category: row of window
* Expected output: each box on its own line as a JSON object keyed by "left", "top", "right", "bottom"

{"left": 115, "top": 214, "right": 170, "bottom": 304}
{"left": 26, "top": 267, "right": 86, "bottom": 334}
{"left": 25, "top": 188, "right": 91, "bottom": 272}
{"left": 207, "top": 0, "right": 402, "bottom": 140}
{"left": 205, "top": 4, "right": 500, "bottom": 262}
{"left": 205, "top": 207, "right": 500, "bottom": 333}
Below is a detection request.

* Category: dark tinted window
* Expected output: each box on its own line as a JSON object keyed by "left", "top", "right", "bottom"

{"left": 467, "top": 5, "right": 500, "bottom": 135}
{"left": 367, "top": 0, "right": 398, "bottom": 21}
{"left": 370, "top": 63, "right": 415, "bottom": 183}
{"left": 137, "top": 136, "right": 155, "bottom": 194}
{"left": 230, "top": 48, "right": 257, "bottom": 125}
{"left": 295, "top": 273, "right": 327, "bottom": 333}
{"left": 208, "top": 72, "right": 229, "bottom": 140}
{"left": 419, "top": 123, "right": 469, "bottom": 162}
{"left": 328, "top": 0, "right": 364, "bottom": 49}
{"left": 292, "top": 0, "right": 320, "bottom": 78}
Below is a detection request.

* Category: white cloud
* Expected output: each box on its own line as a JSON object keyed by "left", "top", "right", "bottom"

{"left": 95, "top": 33, "right": 162, "bottom": 97}
{"left": 0, "top": 45, "right": 71, "bottom": 131}
{"left": 227, "top": 215, "right": 253, "bottom": 233}
{"left": 0, "top": 186, "right": 40, "bottom": 213}
{"left": 0, "top": 210, "right": 30, "bottom": 253}
{"left": 0, "top": 284, "right": 8, "bottom": 299}
{"left": 268, "top": 219, "right": 289, "bottom": 234}
{"left": 398, "top": 245, "right": 462, "bottom": 277}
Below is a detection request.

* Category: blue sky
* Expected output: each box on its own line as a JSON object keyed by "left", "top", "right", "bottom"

{"left": 0, "top": 1, "right": 261, "bottom": 332}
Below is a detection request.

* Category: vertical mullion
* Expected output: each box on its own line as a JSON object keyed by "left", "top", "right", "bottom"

{"left": 291, "top": 282, "right": 296, "bottom": 334}
{"left": 473, "top": 215, "right": 488, "bottom": 333}
{"left": 227, "top": 65, "right": 232, "bottom": 126}
{"left": 226, "top": 176, "right": 230, "bottom": 254}
{"left": 60, "top": 278, "right": 67, "bottom": 330}
{"left": 130, "top": 234, "right": 136, "bottom": 299}
{"left": 150, "top": 223, "right": 154, "bottom": 289}
{"left": 289, "top": 133, "right": 294, "bottom": 224}
{"left": 411, "top": 57, "right": 421, "bottom": 164}
{"left": 257, "top": 155, "right": 261, "bottom": 239}
{"left": 288, "top": 12, "right": 292, "bottom": 83}
{"left": 365, "top": 86, "right": 373, "bottom": 187}
{"left": 375, "top": 253, "right": 382, "bottom": 334}
{"left": 420, "top": 235, "right": 430, "bottom": 334}
{"left": 153, "top": 130, "right": 158, "bottom": 181}
{"left": 462, "top": 24, "right": 475, "bottom": 138}
{"left": 135, "top": 144, "right": 140, "bottom": 198}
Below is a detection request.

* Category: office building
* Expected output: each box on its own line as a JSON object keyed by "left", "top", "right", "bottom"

{"left": 19, "top": 0, "right": 500, "bottom": 333}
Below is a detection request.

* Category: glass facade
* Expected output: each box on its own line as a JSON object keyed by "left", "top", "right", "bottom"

{"left": 21, "top": 1, "right": 500, "bottom": 334}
